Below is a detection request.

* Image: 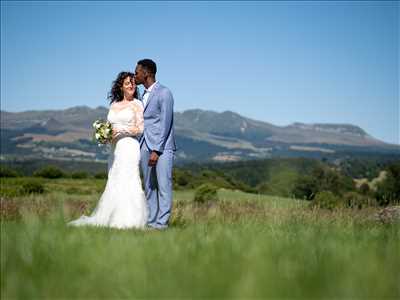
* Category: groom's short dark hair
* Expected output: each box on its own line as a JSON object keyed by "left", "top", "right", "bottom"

{"left": 137, "top": 59, "right": 157, "bottom": 75}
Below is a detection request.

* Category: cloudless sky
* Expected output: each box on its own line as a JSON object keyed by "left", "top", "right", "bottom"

{"left": 1, "top": 1, "right": 399, "bottom": 144}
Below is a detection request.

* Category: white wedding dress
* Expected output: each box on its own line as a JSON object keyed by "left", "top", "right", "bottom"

{"left": 68, "top": 99, "right": 148, "bottom": 229}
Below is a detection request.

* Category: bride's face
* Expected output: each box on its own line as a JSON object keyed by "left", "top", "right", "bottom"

{"left": 122, "top": 76, "right": 136, "bottom": 98}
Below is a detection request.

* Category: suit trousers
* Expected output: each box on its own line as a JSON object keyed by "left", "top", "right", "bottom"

{"left": 140, "top": 142, "right": 174, "bottom": 228}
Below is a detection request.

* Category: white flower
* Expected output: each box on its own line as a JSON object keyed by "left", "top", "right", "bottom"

{"left": 92, "top": 119, "right": 112, "bottom": 144}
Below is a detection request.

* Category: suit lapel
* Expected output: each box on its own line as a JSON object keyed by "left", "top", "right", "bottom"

{"left": 144, "top": 82, "right": 160, "bottom": 113}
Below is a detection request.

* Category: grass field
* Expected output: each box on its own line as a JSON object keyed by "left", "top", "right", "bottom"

{"left": 1, "top": 178, "right": 399, "bottom": 299}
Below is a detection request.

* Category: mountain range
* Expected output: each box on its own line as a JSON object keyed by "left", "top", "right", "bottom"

{"left": 1, "top": 106, "right": 399, "bottom": 163}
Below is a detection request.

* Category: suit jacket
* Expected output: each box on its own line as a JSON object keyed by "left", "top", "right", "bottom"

{"left": 140, "top": 82, "right": 176, "bottom": 153}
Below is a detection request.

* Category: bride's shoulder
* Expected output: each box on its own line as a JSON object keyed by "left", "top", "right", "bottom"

{"left": 109, "top": 102, "right": 120, "bottom": 109}
{"left": 132, "top": 99, "right": 144, "bottom": 110}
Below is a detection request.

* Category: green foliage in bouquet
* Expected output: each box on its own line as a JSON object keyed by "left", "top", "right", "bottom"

{"left": 93, "top": 119, "right": 113, "bottom": 145}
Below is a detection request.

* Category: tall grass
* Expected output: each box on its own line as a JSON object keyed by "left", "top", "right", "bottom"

{"left": 1, "top": 178, "right": 399, "bottom": 299}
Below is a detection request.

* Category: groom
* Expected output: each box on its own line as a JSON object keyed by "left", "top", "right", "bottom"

{"left": 134, "top": 59, "right": 176, "bottom": 230}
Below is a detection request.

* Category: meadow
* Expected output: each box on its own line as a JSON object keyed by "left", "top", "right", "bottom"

{"left": 1, "top": 177, "right": 399, "bottom": 299}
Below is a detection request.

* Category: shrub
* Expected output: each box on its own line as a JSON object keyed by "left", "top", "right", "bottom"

{"left": 343, "top": 192, "right": 375, "bottom": 209}
{"left": 375, "top": 162, "right": 400, "bottom": 206}
{"left": 311, "top": 191, "right": 340, "bottom": 210}
{"left": 19, "top": 179, "right": 45, "bottom": 195}
{"left": 194, "top": 183, "right": 218, "bottom": 204}
{"left": 359, "top": 182, "right": 371, "bottom": 195}
{"left": 173, "top": 170, "right": 192, "bottom": 189}
{"left": 177, "top": 176, "right": 189, "bottom": 186}
{"left": 0, "top": 166, "right": 21, "bottom": 177}
{"left": 292, "top": 176, "right": 318, "bottom": 200}
{"left": 34, "top": 165, "right": 65, "bottom": 179}
{"left": 70, "top": 171, "right": 89, "bottom": 179}
{"left": 257, "top": 182, "right": 271, "bottom": 194}
{"left": 94, "top": 172, "right": 107, "bottom": 179}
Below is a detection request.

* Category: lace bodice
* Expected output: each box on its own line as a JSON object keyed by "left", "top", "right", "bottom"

{"left": 107, "top": 99, "right": 144, "bottom": 137}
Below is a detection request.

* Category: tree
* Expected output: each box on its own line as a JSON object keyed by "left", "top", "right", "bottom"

{"left": 194, "top": 183, "right": 219, "bottom": 204}
{"left": 375, "top": 162, "right": 400, "bottom": 206}
{"left": 33, "top": 165, "right": 65, "bottom": 179}
{"left": 359, "top": 182, "right": 370, "bottom": 195}
{"left": 292, "top": 175, "right": 318, "bottom": 200}
{"left": 292, "top": 165, "right": 355, "bottom": 200}
{"left": 312, "top": 191, "right": 340, "bottom": 210}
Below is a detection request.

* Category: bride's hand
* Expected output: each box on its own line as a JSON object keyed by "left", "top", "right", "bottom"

{"left": 111, "top": 130, "right": 120, "bottom": 143}
{"left": 127, "top": 125, "right": 141, "bottom": 136}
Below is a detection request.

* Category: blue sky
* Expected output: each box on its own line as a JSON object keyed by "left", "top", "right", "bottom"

{"left": 1, "top": 1, "right": 399, "bottom": 144}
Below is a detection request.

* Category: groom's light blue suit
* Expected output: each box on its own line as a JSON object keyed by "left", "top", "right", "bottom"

{"left": 139, "top": 82, "right": 176, "bottom": 229}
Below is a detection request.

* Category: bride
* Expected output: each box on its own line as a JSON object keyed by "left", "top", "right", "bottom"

{"left": 68, "top": 72, "right": 148, "bottom": 229}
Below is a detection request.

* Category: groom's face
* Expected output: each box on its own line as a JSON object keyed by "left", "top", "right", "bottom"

{"left": 134, "top": 64, "right": 145, "bottom": 85}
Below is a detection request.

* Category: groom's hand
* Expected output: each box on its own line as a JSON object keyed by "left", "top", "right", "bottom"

{"left": 148, "top": 151, "right": 160, "bottom": 166}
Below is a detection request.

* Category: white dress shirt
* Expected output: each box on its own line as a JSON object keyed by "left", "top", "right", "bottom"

{"left": 142, "top": 81, "right": 158, "bottom": 108}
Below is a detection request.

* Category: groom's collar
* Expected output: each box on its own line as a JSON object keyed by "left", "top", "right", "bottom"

{"left": 144, "top": 81, "right": 159, "bottom": 93}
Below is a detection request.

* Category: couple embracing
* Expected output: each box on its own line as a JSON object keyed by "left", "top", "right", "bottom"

{"left": 69, "top": 59, "right": 176, "bottom": 230}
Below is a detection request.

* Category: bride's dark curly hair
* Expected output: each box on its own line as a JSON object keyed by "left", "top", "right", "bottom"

{"left": 108, "top": 71, "right": 139, "bottom": 103}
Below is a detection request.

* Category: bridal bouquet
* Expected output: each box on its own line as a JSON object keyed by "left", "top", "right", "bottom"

{"left": 92, "top": 119, "right": 113, "bottom": 145}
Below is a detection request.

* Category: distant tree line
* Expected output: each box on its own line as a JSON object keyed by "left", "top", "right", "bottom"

{"left": 1, "top": 157, "right": 399, "bottom": 207}
{"left": 0, "top": 165, "right": 107, "bottom": 180}
{"left": 338, "top": 156, "right": 399, "bottom": 180}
